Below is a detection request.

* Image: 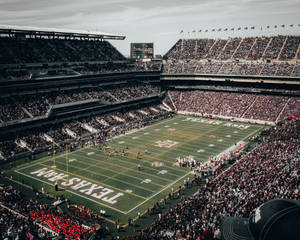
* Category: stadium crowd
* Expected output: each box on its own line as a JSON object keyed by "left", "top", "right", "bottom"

{"left": 0, "top": 83, "right": 160, "bottom": 123}
{"left": 167, "top": 89, "right": 299, "bottom": 121}
{"left": 0, "top": 104, "right": 171, "bottom": 160}
{"left": 0, "top": 38, "right": 125, "bottom": 64}
{"left": 0, "top": 35, "right": 163, "bottom": 81}
{"left": 164, "top": 35, "right": 300, "bottom": 77}
{"left": 0, "top": 184, "right": 105, "bottom": 239}
{"left": 125, "top": 118, "right": 300, "bottom": 240}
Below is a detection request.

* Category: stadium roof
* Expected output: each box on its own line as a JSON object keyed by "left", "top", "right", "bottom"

{"left": 0, "top": 24, "right": 126, "bottom": 40}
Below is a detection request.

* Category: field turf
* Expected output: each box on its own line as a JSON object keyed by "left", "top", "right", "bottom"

{"left": 6, "top": 115, "right": 265, "bottom": 225}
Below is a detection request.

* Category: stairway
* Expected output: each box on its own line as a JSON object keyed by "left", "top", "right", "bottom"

{"left": 295, "top": 42, "right": 300, "bottom": 60}
{"left": 246, "top": 38, "right": 257, "bottom": 59}
{"left": 22, "top": 107, "right": 33, "bottom": 118}
{"left": 241, "top": 95, "right": 258, "bottom": 118}
{"left": 231, "top": 38, "right": 243, "bottom": 59}
{"left": 162, "top": 102, "right": 172, "bottom": 112}
{"left": 277, "top": 36, "right": 288, "bottom": 60}
{"left": 216, "top": 39, "right": 230, "bottom": 60}
{"left": 261, "top": 37, "right": 273, "bottom": 58}
{"left": 276, "top": 98, "right": 291, "bottom": 122}
{"left": 168, "top": 92, "right": 177, "bottom": 111}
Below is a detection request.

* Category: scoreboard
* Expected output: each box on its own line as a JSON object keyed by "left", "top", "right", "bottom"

{"left": 130, "top": 43, "right": 153, "bottom": 59}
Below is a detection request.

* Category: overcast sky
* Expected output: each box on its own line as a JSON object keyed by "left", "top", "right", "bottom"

{"left": 0, "top": 0, "right": 299, "bottom": 57}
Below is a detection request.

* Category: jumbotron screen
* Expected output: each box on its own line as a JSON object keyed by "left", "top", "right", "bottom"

{"left": 130, "top": 43, "right": 153, "bottom": 59}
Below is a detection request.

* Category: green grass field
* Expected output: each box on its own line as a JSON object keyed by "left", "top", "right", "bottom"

{"left": 6, "top": 115, "right": 265, "bottom": 225}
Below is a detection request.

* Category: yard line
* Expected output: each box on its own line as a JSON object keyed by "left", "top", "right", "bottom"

{"left": 71, "top": 153, "right": 167, "bottom": 188}
{"left": 14, "top": 170, "right": 127, "bottom": 214}
{"left": 16, "top": 143, "right": 96, "bottom": 172}
{"left": 116, "top": 124, "right": 234, "bottom": 163}
{"left": 126, "top": 126, "right": 264, "bottom": 214}
{"left": 48, "top": 159, "right": 158, "bottom": 196}
{"left": 118, "top": 151, "right": 188, "bottom": 173}
{"left": 108, "top": 116, "right": 179, "bottom": 141}
{"left": 98, "top": 123, "right": 259, "bottom": 176}
{"left": 127, "top": 170, "right": 192, "bottom": 214}
{"left": 125, "top": 126, "right": 260, "bottom": 206}
{"left": 82, "top": 149, "right": 181, "bottom": 180}
{"left": 95, "top": 168, "right": 123, "bottom": 183}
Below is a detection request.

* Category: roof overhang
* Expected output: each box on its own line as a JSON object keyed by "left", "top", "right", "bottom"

{"left": 0, "top": 25, "right": 126, "bottom": 40}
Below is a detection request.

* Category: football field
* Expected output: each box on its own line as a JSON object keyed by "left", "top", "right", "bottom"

{"left": 8, "top": 115, "right": 265, "bottom": 224}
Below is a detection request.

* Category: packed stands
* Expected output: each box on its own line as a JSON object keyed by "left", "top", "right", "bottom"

{"left": 278, "top": 98, "right": 300, "bottom": 120}
{"left": 293, "top": 63, "right": 300, "bottom": 76}
{"left": 0, "top": 97, "right": 29, "bottom": 123}
{"left": 217, "top": 38, "right": 241, "bottom": 60}
{"left": 247, "top": 37, "right": 270, "bottom": 60}
{"left": 206, "top": 39, "right": 227, "bottom": 59}
{"left": 263, "top": 35, "right": 286, "bottom": 59}
{"left": 0, "top": 185, "right": 100, "bottom": 239}
{"left": 0, "top": 83, "right": 160, "bottom": 124}
{"left": 0, "top": 103, "right": 170, "bottom": 160}
{"left": 243, "top": 95, "right": 289, "bottom": 121}
{"left": 167, "top": 89, "right": 299, "bottom": 122}
{"left": 232, "top": 37, "right": 255, "bottom": 59}
{"left": 0, "top": 33, "right": 162, "bottom": 81}
{"left": 0, "top": 38, "right": 125, "bottom": 64}
{"left": 0, "top": 140, "right": 27, "bottom": 159}
{"left": 20, "top": 131, "right": 52, "bottom": 151}
{"left": 164, "top": 35, "right": 300, "bottom": 77}
{"left": 279, "top": 36, "right": 300, "bottom": 60}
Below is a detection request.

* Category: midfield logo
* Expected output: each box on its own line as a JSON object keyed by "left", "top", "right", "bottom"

{"left": 155, "top": 140, "right": 179, "bottom": 148}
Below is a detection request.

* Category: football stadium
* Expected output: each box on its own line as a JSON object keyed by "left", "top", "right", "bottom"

{"left": 0, "top": 1, "right": 300, "bottom": 240}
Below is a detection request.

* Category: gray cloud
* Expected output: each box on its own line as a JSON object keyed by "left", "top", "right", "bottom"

{"left": 0, "top": 0, "right": 299, "bottom": 56}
